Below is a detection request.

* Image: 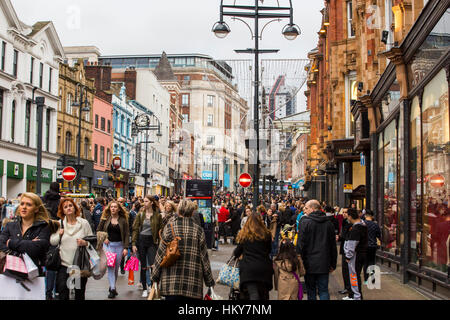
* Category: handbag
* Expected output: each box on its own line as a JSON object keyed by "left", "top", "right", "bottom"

{"left": 3, "top": 253, "right": 28, "bottom": 282}
{"left": 148, "top": 282, "right": 161, "bottom": 300}
{"left": 45, "top": 220, "right": 64, "bottom": 271}
{"left": 160, "top": 223, "right": 181, "bottom": 268}
{"left": 83, "top": 235, "right": 98, "bottom": 249}
{"left": 217, "top": 256, "right": 240, "bottom": 289}
{"left": 73, "top": 246, "right": 92, "bottom": 278}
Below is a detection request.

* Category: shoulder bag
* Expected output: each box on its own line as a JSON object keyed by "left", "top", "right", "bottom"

{"left": 160, "top": 223, "right": 181, "bottom": 268}
{"left": 45, "top": 220, "right": 64, "bottom": 271}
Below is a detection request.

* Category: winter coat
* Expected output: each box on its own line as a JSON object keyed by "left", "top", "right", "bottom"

{"left": 43, "top": 190, "right": 61, "bottom": 220}
{"left": 218, "top": 206, "right": 229, "bottom": 223}
{"left": 296, "top": 211, "right": 337, "bottom": 274}
{"left": 339, "top": 219, "right": 352, "bottom": 255}
{"left": 273, "top": 259, "right": 302, "bottom": 300}
{"left": 233, "top": 236, "right": 273, "bottom": 291}
{"left": 97, "top": 215, "right": 130, "bottom": 247}
{"left": 131, "top": 209, "right": 162, "bottom": 246}
{"left": 228, "top": 207, "right": 241, "bottom": 236}
{"left": 92, "top": 203, "right": 103, "bottom": 231}
{"left": 151, "top": 216, "right": 215, "bottom": 299}
{"left": 0, "top": 217, "right": 50, "bottom": 274}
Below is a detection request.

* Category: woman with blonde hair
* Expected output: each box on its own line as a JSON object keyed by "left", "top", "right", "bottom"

{"left": 0, "top": 193, "right": 51, "bottom": 275}
{"left": 97, "top": 200, "right": 129, "bottom": 298}
{"left": 131, "top": 195, "right": 162, "bottom": 298}
{"left": 161, "top": 200, "right": 177, "bottom": 229}
{"left": 51, "top": 198, "right": 93, "bottom": 300}
{"left": 233, "top": 213, "right": 273, "bottom": 300}
{"left": 151, "top": 199, "right": 214, "bottom": 300}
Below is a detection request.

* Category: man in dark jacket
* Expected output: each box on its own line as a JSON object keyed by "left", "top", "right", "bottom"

{"left": 43, "top": 182, "right": 61, "bottom": 220}
{"left": 92, "top": 198, "right": 104, "bottom": 231}
{"left": 296, "top": 200, "right": 337, "bottom": 300}
{"left": 324, "top": 206, "right": 339, "bottom": 236}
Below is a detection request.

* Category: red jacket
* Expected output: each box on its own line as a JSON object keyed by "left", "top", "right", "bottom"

{"left": 218, "top": 206, "right": 229, "bottom": 223}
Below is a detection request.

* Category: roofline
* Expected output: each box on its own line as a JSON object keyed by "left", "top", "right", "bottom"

{"left": 99, "top": 53, "right": 214, "bottom": 59}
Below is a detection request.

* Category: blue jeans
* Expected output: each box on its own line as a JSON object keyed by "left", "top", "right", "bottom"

{"left": 304, "top": 273, "right": 330, "bottom": 300}
{"left": 45, "top": 269, "right": 57, "bottom": 296}
{"left": 104, "top": 242, "right": 124, "bottom": 290}
{"left": 270, "top": 226, "right": 280, "bottom": 259}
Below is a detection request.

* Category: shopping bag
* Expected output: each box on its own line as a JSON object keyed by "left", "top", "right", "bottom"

{"left": 22, "top": 253, "right": 39, "bottom": 280}
{"left": 92, "top": 248, "right": 107, "bottom": 280}
{"left": 204, "top": 287, "right": 222, "bottom": 300}
{"left": 73, "top": 246, "right": 92, "bottom": 278}
{"left": 148, "top": 282, "right": 160, "bottom": 300}
{"left": 86, "top": 243, "right": 100, "bottom": 270}
{"left": 124, "top": 256, "right": 139, "bottom": 272}
{"left": 128, "top": 270, "right": 134, "bottom": 285}
{"left": 217, "top": 256, "right": 240, "bottom": 289}
{"left": 3, "top": 253, "right": 28, "bottom": 281}
{"left": 105, "top": 250, "right": 117, "bottom": 267}
{"left": 0, "top": 274, "right": 45, "bottom": 300}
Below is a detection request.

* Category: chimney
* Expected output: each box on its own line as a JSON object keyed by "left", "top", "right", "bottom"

{"left": 125, "top": 68, "right": 137, "bottom": 100}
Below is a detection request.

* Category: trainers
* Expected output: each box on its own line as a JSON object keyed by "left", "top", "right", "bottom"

{"left": 338, "top": 289, "right": 349, "bottom": 294}
{"left": 142, "top": 290, "right": 148, "bottom": 298}
{"left": 342, "top": 296, "right": 354, "bottom": 300}
{"left": 364, "top": 280, "right": 368, "bottom": 285}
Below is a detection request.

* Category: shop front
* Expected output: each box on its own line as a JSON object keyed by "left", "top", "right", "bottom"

{"left": 92, "top": 170, "right": 113, "bottom": 197}
{"left": 108, "top": 170, "right": 129, "bottom": 198}
{"left": 26, "top": 165, "right": 53, "bottom": 195}
{"left": 6, "top": 161, "right": 24, "bottom": 199}
{"left": 57, "top": 155, "right": 94, "bottom": 194}
{"left": 0, "top": 160, "right": 3, "bottom": 196}
{"left": 365, "top": 0, "right": 449, "bottom": 298}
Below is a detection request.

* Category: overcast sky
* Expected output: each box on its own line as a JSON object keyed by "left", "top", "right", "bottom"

{"left": 11, "top": 0, "right": 323, "bottom": 61}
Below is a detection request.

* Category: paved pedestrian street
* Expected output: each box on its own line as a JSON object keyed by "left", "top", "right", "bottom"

{"left": 85, "top": 243, "right": 430, "bottom": 300}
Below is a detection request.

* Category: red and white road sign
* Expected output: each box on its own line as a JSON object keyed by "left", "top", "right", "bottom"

{"left": 430, "top": 174, "right": 445, "bottom": 188}
{"left": 239, "top": 173, "right": 252, "bottom": 188}
{"left": 62, "top": 166, "right": 77, "bottom": 182}
{"left": 112, "top": 156, "right": 122, "bottom": 170}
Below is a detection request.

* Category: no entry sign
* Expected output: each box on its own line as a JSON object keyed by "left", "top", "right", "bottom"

{"left": 239, "top": 173, "right": 252, "bottom": 188}
{"left": 62, "top": 166, "right": 77, "bottom": 182}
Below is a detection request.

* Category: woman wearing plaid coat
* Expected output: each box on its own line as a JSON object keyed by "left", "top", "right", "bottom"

{"left": 151, "top": 199, "right": 215, "bottom": 300}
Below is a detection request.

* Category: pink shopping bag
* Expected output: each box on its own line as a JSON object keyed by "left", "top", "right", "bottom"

{"left": 124, "top": 256, "right": 139, "bottom": 271}
{"left": 105, "top": 251, "right": 117, "bottom": 267}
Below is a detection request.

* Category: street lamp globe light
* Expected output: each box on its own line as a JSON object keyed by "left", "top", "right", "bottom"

{"left": 282, "top": 24, "right": 301, "bottom": 40}
{"left": 212, "top": 21, "right": 231, "bottom": 39}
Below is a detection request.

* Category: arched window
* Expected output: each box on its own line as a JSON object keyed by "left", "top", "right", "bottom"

{"left": 114, "top": 144, "right": 118, "bottom": 155}
{"left": 127, "top": 119, "right": 130, "bottom": 138}
{"left": 115, "top": 111, "right": 119, "bottom": 133}
{"left": 65, "top": 132, "right": 72, "bottom": 154}
{"left": 66, "top": 93, "right": 72, "bottom": 114}
{"left": 121, "top": 115, "right": 125, "bottom": 136}
{"left": 84, "top": 137, "right": 89, "bottom": 159}
{"left": 120, "top": 147, "right": 124, "bottom": 168}
{"left": 11, "top": 100, "right": 15, "bottom": 142}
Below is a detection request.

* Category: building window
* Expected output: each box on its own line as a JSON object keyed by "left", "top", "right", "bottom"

{"left": 182, "top": 114, "right": 189, "bottom": 123}
{"left": 25, "top": 101, "right": 31, "bottom": 147}
{"left": 48, "top": 68, "right": 52, "bottom": 93}
{"left": 39, "top": 63, "right": 43, "bottom": 88}
{"left": 1, "top": 42, "right": 5, "bottom": 71}
{"left": 345, "top": 74, "right": 357, "bottom": 138}
{"left": 100, "top": 146, "right": 105, "bottom": 165}
{"left": 107, "top": 148, "right": 111, "bottom": 166}
{"left": 11, "top": 100, "right": 15, "bottom": 142}
{"left": 84, "top": 138, "right": 89, "bottom": 159}
{"left": 0, "top": 89, "right": 3, "bottom": 140}
{"left": 46, "top": 111, "right": 51, "bottom": 152}
{"left": 347, "top": 1, "right": 355, "bottom": 38}
{"left": 207, "top": 114, "right": 213, "bottom": 127}
{"left": 207, "top": 136, "right": 215, "bottom": 145}
{"left": 95, "top": 114, "right": 99, "bottom": 128}
{"left": 13, "top": 50, "right": 18, "bottom": 77}
{"left": 65, "top": 132, "right": 72, "bottom": 154}
{"left": 182, "top": 94, "right": 189, "bottom": 106}
{"left": 207, "top": 95, "right": 215, "bottom": 107}
{"left": 121, "top": 115, "right": 125, "bottom": 136}
{"left": 114, "top": 111, "right": 119, "bottom": 132}
{"left": 127, "top": 119, "right": 130, "bottom": 137}
{"left": 30, "top": 57, "right": 34, "bottom": 84}
{"left": 94, "top": 144, "right": 98, "bottom": 163}
{"left": 101, "top": 117, "right": 106, "bottom": 131}
{"left": 409, "top": 69, "right": 449, "bottom": 272}
{"left": 66, "top": 94, "right": 72, "bottom": 115}
{"left": 107, "top": 120, "right": 111, "bottom": 133}
{"left": 57, "top": 127, "right": 61, "bottom": 152}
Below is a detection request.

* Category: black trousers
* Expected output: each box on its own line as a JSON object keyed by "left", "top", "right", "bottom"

{"left": 241, "top": 282, "right": 269, "bottom": 301}
{"left": 137, "top": 234, "right": 157, "bottom": 290}
{"left": 56, "top": 265, "right": 88, "bottom": 300}
{"left": 341, "top": 254, "right": 351, "bottom": 292}
{"left": 364, "top": 247, "right": 377, "bottom": 281}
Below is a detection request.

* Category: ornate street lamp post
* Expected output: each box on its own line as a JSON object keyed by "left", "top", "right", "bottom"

{"left": 213, "top": 0, "right": 300, "bottom": 210}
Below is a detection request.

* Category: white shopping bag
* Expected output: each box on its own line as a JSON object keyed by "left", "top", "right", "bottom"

{"left": 0, "top": 275, "right": 45, "bottom": 300}
{"left": 22, "top": 253, "right": 39, "bottom": 280}
{"left": 86, "top": 243, "right": 100, "bottom": 270}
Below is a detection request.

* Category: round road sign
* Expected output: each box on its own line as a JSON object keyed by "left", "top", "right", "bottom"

{"left": 239, "top": 173, "right": 252, "bottom": 188}
{"left": 62, "top": 166, "right": 77, "bottom": 182}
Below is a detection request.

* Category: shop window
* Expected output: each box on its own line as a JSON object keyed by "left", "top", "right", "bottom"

{"left": 407, "top": 10, "right": 450, "bottom": 90}
{"left": 379, "top": 80, "right": 401, "bottom": 123}
{"left": 410, "top": 69, "right": 450, "bottom": 272}
{"left": 378, "top": 120, "right": 399, "bottom": 255}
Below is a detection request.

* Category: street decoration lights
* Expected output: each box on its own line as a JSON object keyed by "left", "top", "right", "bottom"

{"left": 213, "top": 0, "right": 300, "bottom": 210}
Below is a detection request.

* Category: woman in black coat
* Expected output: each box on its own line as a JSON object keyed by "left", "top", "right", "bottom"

{"left": 0, "top": 193, "right": 51, "bottom": 275}
{"left": 227, "top": 204, "right": 241, "bottom": 244}
{"left": 233, "top": 213, "right": 273, "bottom": 300}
